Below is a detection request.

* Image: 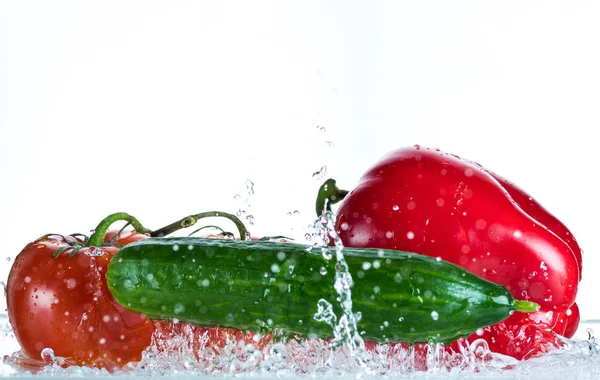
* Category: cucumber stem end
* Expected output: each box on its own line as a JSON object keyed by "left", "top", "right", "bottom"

{"left": 514, "top": 300, "right": 541, "bottom": 313}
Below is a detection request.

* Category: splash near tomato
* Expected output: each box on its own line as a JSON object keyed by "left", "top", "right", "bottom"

{"left": 330, "top": 145, "right": 581, "bottom": 359}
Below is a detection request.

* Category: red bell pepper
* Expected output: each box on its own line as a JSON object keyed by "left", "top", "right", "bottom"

{"left": 323, "top": 145, "right": 581, "bottom": 360}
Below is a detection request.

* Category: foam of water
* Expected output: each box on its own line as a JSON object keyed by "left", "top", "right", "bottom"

{"left": 3, "top": 310, "right": 600, "bottom": 378}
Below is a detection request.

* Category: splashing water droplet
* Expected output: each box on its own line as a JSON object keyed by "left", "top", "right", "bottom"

{"left": 316, "top": 125, "right": 327, "bottom": 132}
{"left": 41, "top": 347, "right": 56, "bottom": 364}
{"left": 312, "top": 166, "right": 328, "bottom": 180}
{"left": 5, "top": 257, "right": 11, "bottom": 263}
{"left": 245, "top": 179, "right": 255, "bottom": 195}
{"left": 85, "top": 247, "right": 105, "bottom": 257}
{"left": 324, "top": 141, "right": 335, "bottom": 148}
{"left": 233, "top": 194, "right": 241, "bottom": 200}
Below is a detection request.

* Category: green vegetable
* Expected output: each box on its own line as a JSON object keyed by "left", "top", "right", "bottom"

{"left": 107, "top": 238, "right": 538, "bottom": 344}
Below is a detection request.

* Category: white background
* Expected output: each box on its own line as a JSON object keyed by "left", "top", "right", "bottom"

{"left": 1, "top": 1, "right": 599, "bottom": 320}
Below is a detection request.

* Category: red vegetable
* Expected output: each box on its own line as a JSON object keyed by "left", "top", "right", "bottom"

{"left": 6, "top": 214, "right": 155, "bottom": 368}
{"left": 330, "top": 145, "right": 581, "bottom": 359}
{"left": 7, "top": 238, "right": 153, "bottom": 368}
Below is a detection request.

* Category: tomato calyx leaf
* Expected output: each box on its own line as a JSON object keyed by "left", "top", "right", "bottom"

{"left": 51, "top": 242, "right": 88, "bottom": 258}
{"left": 43, "top": 232, "right": 115, "bottom": 259}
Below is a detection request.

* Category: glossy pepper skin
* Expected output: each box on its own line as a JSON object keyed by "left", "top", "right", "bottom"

{"left": 335, "top": 145, "right": 581, "bottom": 359}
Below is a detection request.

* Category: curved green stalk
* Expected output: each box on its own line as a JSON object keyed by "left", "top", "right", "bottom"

{"left": 150, "top": 211, "right": 248, "bottom": 240}
{"left": 88, "top": 212, "right": 152, "bottom": 247}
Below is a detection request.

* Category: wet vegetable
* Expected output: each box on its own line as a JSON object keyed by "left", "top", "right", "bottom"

{"left": 322, "top": 145, "right": 581, "bottom": 359}
{"left": 107, "top": 237, "right": 538, "bottom": 345}
{"left": 6, "top": 213, "right": 155, "bottom": 368}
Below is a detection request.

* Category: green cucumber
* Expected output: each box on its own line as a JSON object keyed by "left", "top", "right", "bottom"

{"left": 106, "top": 238, "right": 537, "bottom": 344}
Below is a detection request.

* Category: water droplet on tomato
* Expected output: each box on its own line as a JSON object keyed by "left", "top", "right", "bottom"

{"left": 406, "top": 231, "right": 415, "bottom": 240}
{"left": 65, "top": 278, "right": 77, "bottom": 289}
{"left": 85, "top": 247, "right": 105, "bottom": 257}
{"left": 41, "top": 348, "right": 56, "bottom": 364}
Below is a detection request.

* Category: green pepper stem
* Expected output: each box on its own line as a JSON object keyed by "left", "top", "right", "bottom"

{"left": 316, "top": 178, "right": 349, "bottom": 216}
{"left": 88, "top": 212, "right": 152, "bottom": 247}
{"left": 514, "top": 300, "right": 540, "bottom": 313}
{"left": 150, "top": 211, "right": 248, "bottom": 239}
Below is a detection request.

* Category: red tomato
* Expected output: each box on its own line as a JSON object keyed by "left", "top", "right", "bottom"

{"left": 7, "top": 232, "right": 154, "bottom": 368}
{"left": 334, "top": 146, "right": 582, "bottom": 359}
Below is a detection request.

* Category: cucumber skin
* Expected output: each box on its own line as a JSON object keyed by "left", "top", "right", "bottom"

{"left": 107, "top": 238, "right": 517, "bottom": 344}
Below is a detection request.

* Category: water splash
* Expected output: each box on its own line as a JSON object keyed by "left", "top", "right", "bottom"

{"left": 312, "top": 166, "right": 328, "bottom": 180}
{"left": 245, "top": 179, "right": 255, "bottom": 195}
{"left": 2, "top": 316, "right": 600, "bottom": 377}
{"left": 40, "top": 348, "right": 56, "bottom": 365}
{"left": 309, "top": 209, "right": 372, "bottom": 372}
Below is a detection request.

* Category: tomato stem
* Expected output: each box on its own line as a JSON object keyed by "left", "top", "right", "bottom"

{"left": 88, "top": 212, "right": 152, "bottom": 247}
{"left": 316, "top": 178, "right": 349, "bottom": 216}
{"left": 150, "top": 211, "right": 248, "bottom": 239}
